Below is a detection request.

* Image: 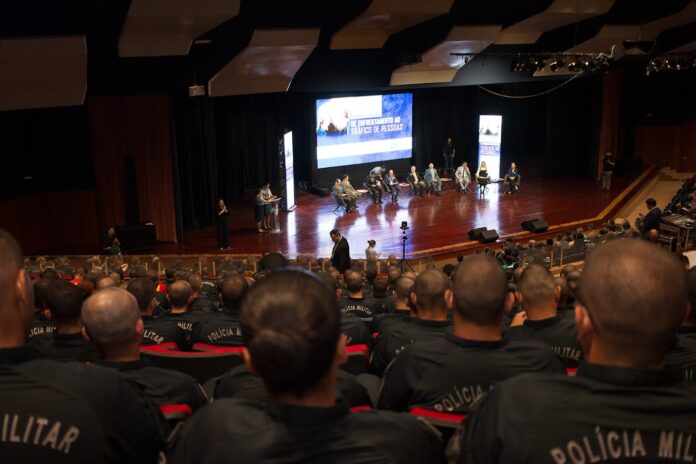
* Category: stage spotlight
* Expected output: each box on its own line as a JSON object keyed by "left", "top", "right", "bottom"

{"left": 567, "top": 60, "right": 577, "bottom": 72}
{"left": 510, "top": 59, "right": 526, "bottom": 72}
{"left": 549, "top": 60, "right": 559, "bottom": 72}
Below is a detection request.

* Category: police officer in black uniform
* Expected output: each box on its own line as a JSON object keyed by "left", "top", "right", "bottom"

{"left": 27, "top": 279, "right": 99, "bottom": 362}
{"left": 453, "top": 239, "right": 696, "bottom": 464}
{"left": 379, "top": 255, "right": 563, "bottom": 413}
{"left": 0, "top": 228, "right": 163, "bottom": 463}
{"left": 371, "top": 269, "right": 453, "bottom": 376}
{"left": 27, "top": 278, "right": 56, "bottom": 339}
{"left": 665, "top": 267, "right": 696, "bottom": 380}
{"left": 127, "top": 277, "right": 186, "bottom": 346}
{"left": 370, "top": 276, "right": 415, "bottom": 334}
{"left": 370, "top": 277, "right": 394, "bottom": 314}
{"left": 159, "top": 280, "right": 203, "bottom": 340}
{"left": 505, "top": 264, "right": 583, "bottom": 368}
{"left": 187, "top": 274, "right": 218, "bottom": 313}
{"left": 190, "top": 273, "right": 248, "bottom": 346}
{"left": 82, "top": 287, "right": 207, "bottom": 413}
{"left": 338, "top": 270, "right": 381, "bottom": 321}
{"left": 172, "top": 270, "right": 445, "bottom": 464}
{"left": 316, "top": 272, "right": 373, "bottom": 348}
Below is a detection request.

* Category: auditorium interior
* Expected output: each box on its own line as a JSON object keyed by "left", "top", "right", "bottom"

{"left": 2, "top": 0, "right": 696, "bottom": 462}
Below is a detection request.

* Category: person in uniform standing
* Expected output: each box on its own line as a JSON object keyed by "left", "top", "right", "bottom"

{"left": 443, "top": 137, "right": 456, "bottom": 174}
{"left": 216, "top": 198, "right": 230, "bottom": 250}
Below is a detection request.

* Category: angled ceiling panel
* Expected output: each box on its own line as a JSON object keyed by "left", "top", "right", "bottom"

{"left": 208, "top": 29, "right": 320, "bottom": 97}
{"left": 0, "top": 36, "right": 86, "bottom": 111}
{"left": 330, "top": 0, "right": 455, "bottom": 50}
{"left": 497, "top": 0, "right": 614, "bottom": 45}
{"left": 118, "top": 0, "right": 240, "bottom": 57}
{"left": 390, "top": 26, "right": 501, "bottom": 85}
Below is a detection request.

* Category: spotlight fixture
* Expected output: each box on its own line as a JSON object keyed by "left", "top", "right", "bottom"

{"left": 645, "top": 52, "right": 696, "bottom": 76}
{"left": 567, "top": 61, "right": 577, "bottom": 72}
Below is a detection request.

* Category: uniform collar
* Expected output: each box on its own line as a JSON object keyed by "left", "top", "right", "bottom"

{"left": 577, "top": 362, "right": 683, "bottom": 387}
{"left": 523, "top": 315, "right": 559, "bottom": 328}
{"left": 444, "top": 331, "right": 503, "bottom": 349}
{"left": 0, "top": 345, "right": 43, "bottom": 364}
{"left": 99, "top": 357, "right": 151, "bottom": 371}
{"left": 265, "top": 399, "right": 349, "bottom": 427}
{"left": 412, "top": 318, "right": 451, "bottom": 328}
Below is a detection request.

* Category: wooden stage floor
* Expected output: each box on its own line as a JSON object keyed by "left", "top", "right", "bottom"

{"left": 156, "top": 169, "right": 654, "bottom": 259}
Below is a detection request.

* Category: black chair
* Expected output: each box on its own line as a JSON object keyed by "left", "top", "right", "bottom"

{"left": 332, "top": 192, "right": 347, "bottom": 212}
{"left": 140, "top": 343, "right": 245, "bottom": 383}
{"left": 341, "top": 344, "right": 370, "bottom": 375}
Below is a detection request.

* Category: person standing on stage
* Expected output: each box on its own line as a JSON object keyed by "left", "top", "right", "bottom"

{"left": 384, "top": 169, "right": 400, "bottom": 202}
{"left": 330, "top": 229, "right": 351, "bottom": 273}
{"left": 443, "top": 137, "right": 455, "bottom": 174}
{"left": 216, "top": 198, "right": 230, "bottom": 250}
{"left": 370, "top": 165, "right": 388, "bottom": 191}
{"left": 504, "top": 162, "right": 521, "bottom": 194}
{"left": 365, "top": 239, "right": 380, "bottom": 261}
{"left": 366, "top": 173, "right": 383, "bottom": 204}
{"left": 259, "top": 183, "right": 275, "bottom": 231}
{"left": 600, "top": 151, "right": 615, "bottom": 191}
{"left": 424, "top": 162, "right": 442, "bottom": 196}
{"left": 103, "top": 226, "right": 122, "bottom": 256}
{"left": 455, "top": 161, "right": 471, "bottom": 192}
{"left": 408, "top": 165, "right": 426, "bottom": 197}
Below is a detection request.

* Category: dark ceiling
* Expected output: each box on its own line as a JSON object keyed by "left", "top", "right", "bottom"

{"left": 1, "top": 0, "right": 695, "bottom": 96}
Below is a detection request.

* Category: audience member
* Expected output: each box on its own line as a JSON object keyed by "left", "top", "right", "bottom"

{"left": 172, "top": 270, "right": 445, "bottom": 463}
{"left": 127, "top": 277, "right": 185, "bottom": 345}
{"left": 28, "top": 278, "right": 56, "bottom": 339}
{"left": 379, "top": 255, "right": 562, "bottom": 413}
{"left": 506, "top": 265, "right": 583, "bottom": 368}
{"left": 82, "top": 287, "right": 206, "bottom": 413}
{"left": 187, "top": 274, "right": 217, "bottom": 313}
{"left": 665, "top": 267, "right": 696, "bottom": 380}
{"left": 370, "top": 277, "right": 394, "bottom": 314}
{"left": 454, "top": 239, "right": 696, "bottom": 463}
{"left": 338, "top": 270, "right": 379, "bottom": 321}
{"left": 0, "top": 228, "right": 163, "bottom": 462}
{"left": 318, "top": 272, "right": 372, "bottom": 348}
{"left": 370, "top": 276, "right": 415, "bottom": 334}
{"left": 371, "top": 269, "right": 452, "bottom": 376}
{"left": 190, "top": 273, "right": 248, "bottom": 346}
{"left": 27, "top": 280, "right": 98, "bottom": 362}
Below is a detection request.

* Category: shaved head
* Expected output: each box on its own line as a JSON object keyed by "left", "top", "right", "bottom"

{"left": 345, "top": 271, "right": 364, "bottom": 294}
{"left": 394, "top": 277, "right": 415, "bottom": 301}
{"left": 82, "top": 287, "right": 141, "bottom": 349}
{"left": 96, "top": 277, "right": 117, "bottom": 291}
{"left": 0, "top": 229, "right": 34, "bottom": 343}
{"left": 168, "top": 280, "right": 193, "bottom": 308}
{"left": 578, "top": 240, "right": 687, "bottom": 364}
{"left": 412, "top": 269, "right": 450, "bottom": 314}
{"left": 0, "top": 229, "right": 23, "bottom": 301}
{"left": 518, "top": 265, "right": 557, "bottom": 309}
{"left": 220, "top": 274, "right": 249, "bottom": 310}
{"left": 452, "top": 254, "right": 508, "bottom": 325}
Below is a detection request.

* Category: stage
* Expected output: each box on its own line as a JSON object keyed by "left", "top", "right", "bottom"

{"left": 153, "top": 167, "right": 655, "bottom": 260}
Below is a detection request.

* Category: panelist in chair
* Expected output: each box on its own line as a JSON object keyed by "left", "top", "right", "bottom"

{"left": 504, "top": 162, "right": 521, "bottom": 194}
{"left": 455, "top": 161, "right": 471, "bottom": 192}
{"left": 370, "top": 165, "right": 388, "bottom": 192}
{"left": 333, "top": 178, "right": 355, "bottom": 212}
{"left": 424, "top": 162, "right": 442, "bottom": 196}
{"left": 365, "top": 173, "right": 383, "bottom": 204}
{"left": 341, "top": 174, "right": 359, "bottom": 204}
{"left": 408, "top": 165, "right": 426, "bottom": 197}
{"left": 384, "top": 169, "right": 400, "bottom": 202}
{"left": 476, "top": 161, "right": 490, "bottom": 196}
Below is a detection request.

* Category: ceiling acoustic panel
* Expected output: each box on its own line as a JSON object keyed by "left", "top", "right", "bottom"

{"left": 330, "top": 0, "right": 455, "bottom": 50}
{"left": 390, "top": 26, "right": 501, "bottom": 85}
{"left": 496, "top": 0, "right": 614, "bottom": 45}
{"left": 118, "top": 0, "right": 240, "bottom": 57}
{"left": 208, "top": 29, "right": 320, "bottom": 97}
{"left": 0, "top": 36, "right": 87, "bottom": 111}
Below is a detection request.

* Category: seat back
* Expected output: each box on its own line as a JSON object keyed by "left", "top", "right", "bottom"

{"left": 140, "top": 344, "right": 244, "bottom": 383}
{"left": 341, "top": 344, "right": 370, "bottom": 375}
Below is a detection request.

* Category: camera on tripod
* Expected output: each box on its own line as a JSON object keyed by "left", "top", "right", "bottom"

{"left": 400, "top": 221, "right": 409, "bottom": 231}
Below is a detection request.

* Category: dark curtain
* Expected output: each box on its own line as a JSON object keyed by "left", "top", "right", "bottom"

{"left": 544, "top": 74, "right": 602, "bottom": 178}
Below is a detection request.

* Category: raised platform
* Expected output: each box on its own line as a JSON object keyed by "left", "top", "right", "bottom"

{"left": 155, "top": 167, "right": 658, "bottom": 259}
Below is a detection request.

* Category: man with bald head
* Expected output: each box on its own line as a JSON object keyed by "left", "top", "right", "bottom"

{"left": 370, "top": 276, "right": 415, "bottom": 334}
{"left": 456, "top": 239, "right": 696, "bottom": 464}
{"left": 159, "top": 280, "right": 202, "bottom": 340}
{"left": 127, "top": 277, "right": 184, "bottom": 346}
{"left": 187, "top": 274, "right": 217, "bottom": 313}
{"left": 506, "top": 264, "right": 583, "bottom": 368}
{"left": 379, "top": 255, "right": 562, "bottom": 413}
{"left": 190, "top": 273, "right": 248, "bottom": 346}
{"left": 0, "top": 229, "right": 162, "bottom": 462}
{"left": 371, "top": 269, "right": 453, "bottom": 376}
{"left": 82, "top": 287, "right": 205, "bottom": 413}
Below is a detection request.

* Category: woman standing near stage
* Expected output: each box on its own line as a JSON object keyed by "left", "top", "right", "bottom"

{"left": 256, "top": 184, "right": 275, "bottom": 232}
{"left": 216, "top": 198, "right": 230, "bottom": 250}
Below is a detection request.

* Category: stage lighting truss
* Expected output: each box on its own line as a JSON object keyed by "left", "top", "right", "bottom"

{"left": 451, "top": 51, "right": 614, "bottom": 75}
{"left": 645, "top": 52, "right": 696, "bottom": 76}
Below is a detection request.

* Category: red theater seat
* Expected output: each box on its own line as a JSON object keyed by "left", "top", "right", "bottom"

{"left": 342, "top": 344, "right": 370, "bottom": 375}
{"left": 410, "top": 407, "right": 466, "bottom": 429}
{"left": 140, "top": 344, "right": 244, "bottom": 383}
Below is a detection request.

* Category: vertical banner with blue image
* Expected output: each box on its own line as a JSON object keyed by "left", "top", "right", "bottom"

{"left": 478, "top": 115, "right": 502, "bottom": 180}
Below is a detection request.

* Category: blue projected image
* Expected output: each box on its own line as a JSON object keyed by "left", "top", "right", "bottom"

{"left": 315, "top": 93, "right": 413, "bottom": 169}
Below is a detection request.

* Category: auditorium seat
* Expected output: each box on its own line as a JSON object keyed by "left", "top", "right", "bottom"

{"left": 410, "top": 407, "right": 466, "bottom": 441}
{"left": 140, "top": 344, "right": 244, "bottom": 383}
{"left": 342, "top": 344, "right": 370, "bottom": 375}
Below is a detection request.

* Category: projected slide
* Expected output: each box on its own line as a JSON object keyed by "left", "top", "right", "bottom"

{"left": 316, "top": 93, "right": 412, "bottom": 169}
{"left": 478, "top": 115, "right": 502, "bottom": 180}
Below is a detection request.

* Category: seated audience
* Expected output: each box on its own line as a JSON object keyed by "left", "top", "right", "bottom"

{"left": 379, "top": 255, "right": 562, "bottom": 413}
{"left": 187, "top": 274, "right": 217, "bottom": 313}
{"left": 28, "top": 278, "right": 56, "bottom": 339}
{"left": 172, "top": 270, "right": 445, "bottom": 463}
{"left": 28, "top": 280, "right": 99, "bottom": 362}
{"left": 338, "top": 270, "right": 380, "bottom": 321}
{"left": 371, "top": 269, "right": 452, "bottom": 376}
{"left": 370, "top": 276, "right": 415, "bottom": 334}
{"left": 160, "top": 280, "right": 202, "bottom": 336}
{"left": 0, "top": 228, "right": 163, "bottom": 462}
{"left": 82, "top": 287, "right": 206, "bottom": 413}
{"left": 190, "top": 273, "right": 247, "bottom": 346}
{"left": 318, "top": 272, "right": 372, "bottom": 348}
{"left": 506, "top": 265, "right": 583, "bottom": 368}
{"left": 127, "top": 277, "right": 185, "bottom": 345}
{"left": 370, "top": 277, "right": 394, "bottom": 314}
{"left": 454, "top": 239, "right": 696, "bottom": 463}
